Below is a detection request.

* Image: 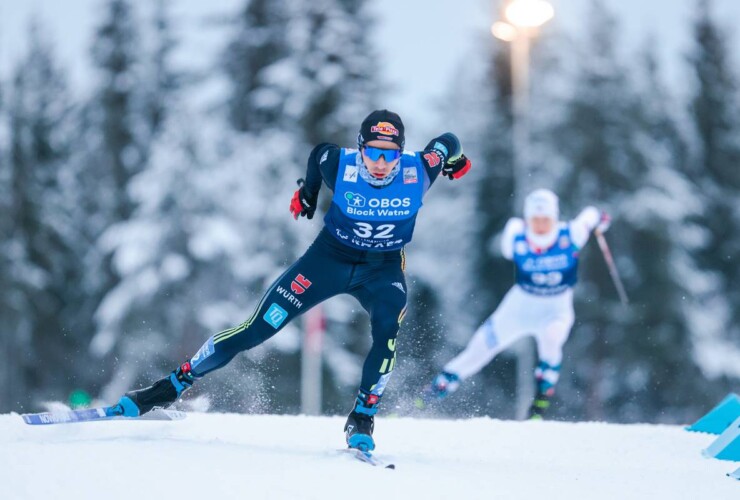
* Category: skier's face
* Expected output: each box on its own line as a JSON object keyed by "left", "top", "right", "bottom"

{"left": 362, "top": 140, "right": 401, "bottom": 179}
{"left": 528, "top": 216, "right": 555, "bottom": 235}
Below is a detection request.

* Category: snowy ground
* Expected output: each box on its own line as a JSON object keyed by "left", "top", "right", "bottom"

{"left": 1, "top": 412, "right": 737, "bottom": 500}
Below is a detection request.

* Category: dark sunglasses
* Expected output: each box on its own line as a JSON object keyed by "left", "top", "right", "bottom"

{"left": 363, "top": 146, "right": 401, "bottom": 162}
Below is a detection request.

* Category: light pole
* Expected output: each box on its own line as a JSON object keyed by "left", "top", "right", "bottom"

{"left": 301, "top": 306, "right": 325, "bottom": 415}
{"left": 492, "top": 0, "right": 554, "bottom": 201}
{"left": 492, "top": 0, "right": 554, "bottom": 420}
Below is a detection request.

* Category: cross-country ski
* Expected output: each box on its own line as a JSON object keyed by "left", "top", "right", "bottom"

{"left": 20, "top": 407, "right": 186, "bottom": 425}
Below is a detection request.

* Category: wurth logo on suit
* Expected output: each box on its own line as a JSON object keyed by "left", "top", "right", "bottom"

{"left": 291, "top": 274, "right": 312, "bottom": 294}
{"left": 276, "top": 274, "right": 313, "bottom": 309}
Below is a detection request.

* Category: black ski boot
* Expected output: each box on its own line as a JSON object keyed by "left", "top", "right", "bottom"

{"left": 528, "top": 393, "right": 551, "bottom": 420}
{"left": 117, "top": 362, "right": 196, "bottom": 417}
{"left": 529, "top": 366, "right": 557, "bottom": 420}
{"left": 344, "top": 391, "right": 379, "bottom": 451}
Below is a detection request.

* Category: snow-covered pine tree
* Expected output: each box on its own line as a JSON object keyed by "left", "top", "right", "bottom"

{"left": 0, "top": 57, "right": 16, "bottom": 413}
{"left": 285, "top": 0, "right": 377, "bottom": 146}
{"left": 145, "top": 0, "right": 180, "bottom": 140}
{"left": 548, "top": 1, "right": 725, "bottom": 423}
{"left": 4, "top": 21, "right": 80, "bottom": 410}
{"left": 543, "top": 2, "right": 641, "bottom": 422}
{"left": 222, "top": 0, "right": 291, "bottom": 133}
{"left": 90, "top": 0, "right": 144, "bottom": 224}
{"left": 85, "top": 0, "right": 191, "bottom": 399}
{"left": 76, "top": 1, "right": 148, "bottom": 372}
{"left": 684, "top": 0, "right": 740, "bottom": 385}
{"left": 608, "top": 42, "right": 721, "bottom": 423}
{"left": 89, "top": 2, "right": 188, "bottom": 397}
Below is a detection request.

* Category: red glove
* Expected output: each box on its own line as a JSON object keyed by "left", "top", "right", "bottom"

{"left": 442, "top": 155, "right": 472, "bottom": 180}
{"left": 289, "top": 179, "right": 317, "bottom": 220}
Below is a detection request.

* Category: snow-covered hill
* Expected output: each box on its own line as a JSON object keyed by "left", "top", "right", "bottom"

{"left": 1, "top": 412, "right": 737, "bottom": 500}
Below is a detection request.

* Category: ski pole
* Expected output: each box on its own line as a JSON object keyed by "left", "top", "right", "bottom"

{"left": 594, "top": 230, "right": 629, "bottom": 306}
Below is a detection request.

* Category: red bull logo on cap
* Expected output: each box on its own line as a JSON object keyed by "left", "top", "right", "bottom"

{"left": 371, "top": 122, "right": 399, "bottom": 137}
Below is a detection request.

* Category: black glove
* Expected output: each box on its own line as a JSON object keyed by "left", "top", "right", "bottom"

{"left": 442, "top": 154, "right": 472, "bottom": 180}
{"left": 289, "top": 179, "right": 317, "bottom": 220}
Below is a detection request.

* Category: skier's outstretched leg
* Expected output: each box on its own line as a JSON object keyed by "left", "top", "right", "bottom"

{"left": 425, "top": 287, "right": 530, "bottom": 402}
{"left": 425, "top": 314, "right": 510, "bottom": 401}
{"left": 117, "top": 236, "right": 348, "bottom": 416}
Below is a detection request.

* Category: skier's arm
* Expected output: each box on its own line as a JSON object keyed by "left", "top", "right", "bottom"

{"left": 500, "top": 218, "right": 525, "bottom": 260}
{"left": 305, "top": 143, "right": 341, "bottom": 194}
{"left": 290, "top": 143, "right": 340, "bottom": 220}
{"left": 419, "top": 132, "right": 472, "bottom": 192}
{"left": 570, "top": 206, "right": 601, "bottom": 248}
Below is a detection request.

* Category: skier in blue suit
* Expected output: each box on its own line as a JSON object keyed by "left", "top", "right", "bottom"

{"left": 426, "top": 189, "right": 610, "bottom": 419}
{"left": 115, "top": 110, "right": 472, "bottom": 451}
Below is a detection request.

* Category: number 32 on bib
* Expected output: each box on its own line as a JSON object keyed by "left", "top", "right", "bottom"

{"left": 353, "top": 223, "right": 396, "bottom": 239}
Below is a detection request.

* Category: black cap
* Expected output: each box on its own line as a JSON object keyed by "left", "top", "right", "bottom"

{"left": 358, "top": 109, "right": 405, "bottom": 149}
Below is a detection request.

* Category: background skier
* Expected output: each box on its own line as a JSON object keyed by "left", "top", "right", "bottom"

{"left": 426, "top": 189, "right": 610, "bottom": 419}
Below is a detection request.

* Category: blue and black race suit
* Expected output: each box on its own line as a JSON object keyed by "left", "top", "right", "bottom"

{"left": 324, "top": 148, "right": 425, "bottom": 251}
{"left": 187, "top": 138, "right": 452, "bottom": 397}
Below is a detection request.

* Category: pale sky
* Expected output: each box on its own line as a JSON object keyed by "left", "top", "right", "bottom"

{"left": 374, "top": 0, "right": 740, "bottom": 140}
{"left": 2, "top": 0, "right": 740, "bottom": 144}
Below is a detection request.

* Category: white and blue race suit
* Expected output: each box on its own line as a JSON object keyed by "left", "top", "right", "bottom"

{"left": 443, "top": 209, "right": 601, "bottom": 396}
{"left": 324, "top": 149, "right": 425, "bottom": 252}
